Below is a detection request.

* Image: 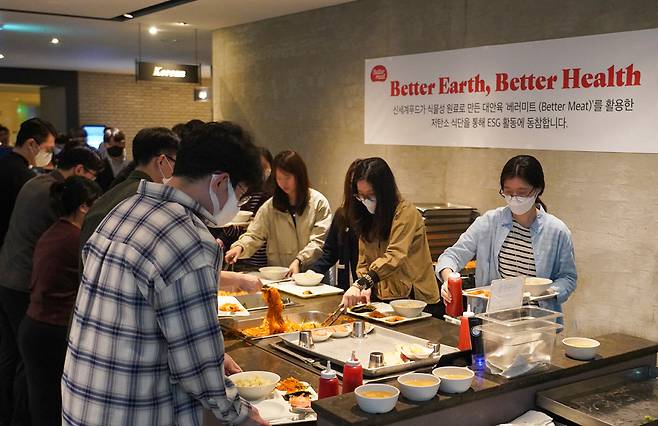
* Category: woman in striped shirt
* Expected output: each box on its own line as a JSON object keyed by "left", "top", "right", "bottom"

{"left": 436, "top": 155, "right": 577, "bottom": 313}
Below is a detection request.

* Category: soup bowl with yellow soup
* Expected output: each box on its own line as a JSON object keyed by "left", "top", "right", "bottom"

{"left": 397, "top": 373, "right": 441, "bottom": 401}
{"left": 563, "top": 337, "right": 600, "bottom": 360}
{"left": 432, "top": 367, "right": 474, "bottom": 394}
{"left": 355, "top": 384, "right": 399, "bottom": 414}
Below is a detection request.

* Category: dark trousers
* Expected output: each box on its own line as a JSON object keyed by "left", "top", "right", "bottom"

{"left": 0, "top": 286, "right": 30, "bottom": 426}
{"left": 18, "top": 316, "right": 67, "bottom": 426}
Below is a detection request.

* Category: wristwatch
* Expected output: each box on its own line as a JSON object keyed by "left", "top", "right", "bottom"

{"left": 351, "top": 274, "right": 375, "bottom": 291}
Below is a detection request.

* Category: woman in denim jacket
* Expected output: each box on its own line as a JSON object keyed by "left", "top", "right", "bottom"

{"left": 436, "top": 155, "right": 577, "bottom": 313}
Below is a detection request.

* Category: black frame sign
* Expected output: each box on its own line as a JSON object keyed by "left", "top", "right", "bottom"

{"left": 136, "top": 61, "right": 200, "bottom": 84}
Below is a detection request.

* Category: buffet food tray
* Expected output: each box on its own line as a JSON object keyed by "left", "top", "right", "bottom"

{"left": 464, "top": 285, "right": 558, "bottom": 303}
{"left": 263, "top": 280, "right": 344, "bottom": 299}
{"left": 347, "top": 302, "right": 432, "bottom": 325}
{"left": 222, "top": 311, "right": 345, "bottom": 340}
{"left": 536, "top": 366, "right": 658, "bottom": 426}
{"left": 279, "top": 324, "right": 458, "bottom": 377}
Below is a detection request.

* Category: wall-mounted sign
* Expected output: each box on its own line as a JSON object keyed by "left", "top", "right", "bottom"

{"left": 136, "top": 61, "right": 200, "bottom": 84}
{"left": 365, "top": 28, "right": 658, "bottom": 153}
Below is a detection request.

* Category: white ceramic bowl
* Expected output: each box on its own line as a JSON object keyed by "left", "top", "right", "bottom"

{"left": 229, "top": 371, "right": 280, "bottom": 401}
{"left": 331, "top": 323, "right": 352, "bottom": 338}
{"left": 432, "top": 367, "right": 474, "bottom": 394}
{"left": 563, "top": 337, "right": 600, "bottom": 360}
{"left": 397, "top": 373, "right": 440, "bottom": 402}
{"left": 355, "top": 384, "right": 399, "bottom": 414}
{"left": 524, "top": 277, "right": 553, "bottom": 296}
{"left": 292, "top": 271, "right": 324, "bottom": 286}
{"left": 311, "top": 328, "right": 333, "bottom": 342}
{"left": 389, "top": 299, "right": 427, "bottom": 318}
{"left": 232, "top": 210, "right": 253, "bottom": 223}
{"left": 259, "top": 266, "right": 289, "bottom": 281}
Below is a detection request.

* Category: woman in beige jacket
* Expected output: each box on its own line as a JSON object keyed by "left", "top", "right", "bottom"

{"left": 225, "top": 150, "right": 332, "bottom": 275}
{"left": 341, "top": 158, "right": 440, "bottom": 313}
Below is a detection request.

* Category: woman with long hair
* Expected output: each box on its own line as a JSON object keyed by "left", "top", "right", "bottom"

{"left": 436, "top": 155, "right": 577, "bottom": 313}
{"left": 310, "top": 159, "right": 361, "bottom": 290}
{"left": 225, "top": 150, "right": 331, "bottom": 276}
{"left": 341, "top": 157, "right": 440, "bottom": 311}
{"left": 18, "top": 176, "right": 102, "bottom": 426}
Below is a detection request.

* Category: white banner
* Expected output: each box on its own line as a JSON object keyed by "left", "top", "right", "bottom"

{"left": 364, "top": 28, "right": 658, "bottom": 153}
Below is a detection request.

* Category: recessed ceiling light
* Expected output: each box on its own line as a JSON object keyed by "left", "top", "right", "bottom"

{"left": 148, "top": 26, "right": 158, "bottom": 35}
{"left": 176, "top": 22, "right": 188, "bottom": 26}
{"left": 123, "top": 13, "right": 134, "bottom": 19}
{"left": 50, "top": 38, "right": 59, "bottom": 44}
{"left": 0, "top": 54, "right": 4, "bottom": 59}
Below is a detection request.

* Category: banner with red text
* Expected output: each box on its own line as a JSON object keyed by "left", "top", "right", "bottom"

{"left": 364, "top": 28, "right": 658, "bottom": 153}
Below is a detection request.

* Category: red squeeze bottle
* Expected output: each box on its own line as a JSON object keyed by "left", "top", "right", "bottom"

{"left": 341, "top": 351, "right": 363, "bottom": 394}
{"left": 446, "top": 272, "right": 464, "bottom": 317}
{"left": 318, "top": 361, "right": 340, "bottom": 399}
{"left": 458, "top": 312, "right": 473, "bottom": 351}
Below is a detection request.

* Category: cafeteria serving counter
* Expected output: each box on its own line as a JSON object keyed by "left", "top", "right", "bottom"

{"left": 207, "top": 293, "right": 658, "bottom": 426}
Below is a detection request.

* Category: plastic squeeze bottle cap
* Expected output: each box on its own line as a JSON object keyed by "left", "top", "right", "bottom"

{"left": 321, "top": 361, "right": 337, "bottom": 379}
{"left": 346, "top": 350, "right": 361, "bottom": 367}
{"left": 449, "top": 272, "right": 461, "bottom": 280}
{"left": 463, "top": 304, "right": 475, "bottom": 318}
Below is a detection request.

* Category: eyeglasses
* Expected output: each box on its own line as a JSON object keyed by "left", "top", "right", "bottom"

{"left": 354, "top": 194, "right": 376, "bottom": 203}
{"left": 84, "top": 167, "right": 98, "bottom": 179}
{"left": 499, "top": 188, "right": 535, "bottom": 200}
{"left": 164, "top": 155, "right": 176, "bottom": 164}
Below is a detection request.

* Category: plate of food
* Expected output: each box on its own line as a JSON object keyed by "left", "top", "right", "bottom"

{"left": 248, "top": 376, "right": 318, "bottom": 425}
{"left": 348, "top": 302, "right": 432, "bottom": 326}
{"left": 464, "top": 285, "right": 557, "bottom": 302}
{"left": 217, "top": 296, "right": 249, "bottom": 317}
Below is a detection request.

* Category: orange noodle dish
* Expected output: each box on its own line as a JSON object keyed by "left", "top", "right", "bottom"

{"left": 242, "top": 288, "right": 320, "bottom": 337}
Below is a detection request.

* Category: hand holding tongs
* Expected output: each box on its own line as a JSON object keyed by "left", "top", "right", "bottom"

{"left": 321, "top": 304, "right": 346, "bottom": 327}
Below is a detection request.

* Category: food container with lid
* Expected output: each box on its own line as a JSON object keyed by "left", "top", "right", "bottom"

{"left": 476, "top": 306, "right": 562, "bottom": 376}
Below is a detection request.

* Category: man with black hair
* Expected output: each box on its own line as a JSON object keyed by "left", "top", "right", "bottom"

{"left": 95, "top": 127, "right": 129, "bottom": 191}
{"left": 63, "top": 121, "right": 267, "bottom": 425}
{"left": 79, "top": 127, "right": 180, "bottom": 251}
{"left": 0, "top": 117, "right": 56, "bottom": 249}
{"left": 0, "top": 146, "right": 101, "bottom": 426}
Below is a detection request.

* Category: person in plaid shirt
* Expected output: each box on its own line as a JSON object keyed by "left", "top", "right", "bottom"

{"left": 62, "top": 122, "right": 268, "bottom": 425}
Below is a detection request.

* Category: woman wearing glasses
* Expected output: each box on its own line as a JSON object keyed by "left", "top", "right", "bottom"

{"left": 225, "top": 150, "right": 332, "bottom": 276}
{"left": 436, "top": 155, "right": 577, "bottom": 313}
{"left": 340, "top": 158, "right": 440, "bottom": 313}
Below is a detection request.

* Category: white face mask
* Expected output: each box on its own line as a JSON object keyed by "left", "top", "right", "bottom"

{"left": 207, "top": 174, "right": 240, "bottom": 228}
{"left": 159, "top": 157, "right": 173, "bottom": 185}
{"left": 360, "top": 197, "right": 377, "bottom": 215}
{"left": 34, "top": 147, "right": 53, "bottom": 168}
{"left": 504, "top": 193, "right": 537, "bottom": 215}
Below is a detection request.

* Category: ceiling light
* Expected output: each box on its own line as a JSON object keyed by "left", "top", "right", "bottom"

{"left": 50, "top": 37, "right": 59, "bottom": 44}
{"left": 123, "top": 13, "right": 134, "bottom": 19}
{"left": 0, "top": 54, "right": 4, "bottom": 59}
{"left": 176, "top": 22, "right": 188, "bottom": 26}
{"left": 148, "top": 26, "right": 158, "bottom": 35}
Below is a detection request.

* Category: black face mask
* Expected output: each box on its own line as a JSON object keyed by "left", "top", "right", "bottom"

{"left": 107, "top": 146, "right": 124, "bottom": 158}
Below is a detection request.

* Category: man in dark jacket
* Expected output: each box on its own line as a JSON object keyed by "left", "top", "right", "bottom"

{"left": 0, "top": 118, "right": 56, "bottom": 249}
{"left": 79, "top": 127, "right": 180, "bottom": 252}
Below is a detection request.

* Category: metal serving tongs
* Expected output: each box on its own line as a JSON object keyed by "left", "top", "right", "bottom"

{"left": 320, "top": 304, "right": 346, "bottom": 327}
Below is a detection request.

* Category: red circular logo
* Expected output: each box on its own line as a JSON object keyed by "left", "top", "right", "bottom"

{"left": 370, "top": 65, "right": 387, "bottom": 82}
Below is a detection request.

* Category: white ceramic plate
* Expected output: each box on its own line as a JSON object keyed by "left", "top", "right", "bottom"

{"left": 256, "top": 400, "right": 289, "bottom": 422}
